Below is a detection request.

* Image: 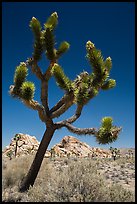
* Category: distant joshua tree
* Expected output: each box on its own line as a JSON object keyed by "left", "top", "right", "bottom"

{"left": 9, "top": 12, "right": 122, "bottom": 192}
{"left": 109, "top": 147, "right": 120, "bottom": 161}
{"left": 13, "top": 134, "right": 21, "bottom": 157}
{"left": 128, "top": 149, "right": 134, "bottom": 158}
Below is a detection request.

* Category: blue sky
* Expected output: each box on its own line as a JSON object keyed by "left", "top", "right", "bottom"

{"left": 2, "top": 2, "right": 135, "bottom": 149}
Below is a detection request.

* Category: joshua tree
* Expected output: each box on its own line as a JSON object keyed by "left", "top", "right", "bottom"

{"left": 13, "top": 134, "right": 21, "bottom": 157}
{"left": 128, "top": 149, "right": 134, "bottom": 159}
{"left": 6, "top": 150, "right": 13, "bottom": 160}
{"left": 109, "top": 147, "right": 120, "bottom": 161}
{"left": 9, "top": 12, "right": 122, "bottom": 192}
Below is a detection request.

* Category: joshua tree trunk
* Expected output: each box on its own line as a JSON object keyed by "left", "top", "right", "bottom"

{"left": 15, "top": 141, "right": 18, "bottom": 157}
{"left": 19, "top": 125, "right": 55, "bottom": 192}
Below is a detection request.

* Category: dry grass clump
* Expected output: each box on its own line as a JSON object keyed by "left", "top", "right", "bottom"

{"left": 2, "top": 156, "right": 135, "bottom": 202}
{"left": 115, "top": 157, "right": 135, "bottom": 166}
{"left": 2, "top": 155, "right": 34, "bottom": 189}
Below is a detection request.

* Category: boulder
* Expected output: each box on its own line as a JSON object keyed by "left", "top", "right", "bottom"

{"left": 3, "top": 133, "right": 41, "bottom": 158}
{"left": 3, "top": 134, "right": 112, "bottom": 159}
{"left": 50, "top": 135, "right": 111, "bottom": 158}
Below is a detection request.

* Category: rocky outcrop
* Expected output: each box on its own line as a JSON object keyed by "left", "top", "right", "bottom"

{"left": 3, "top": 133, "right": 42, "bottom": 158}
{"left": 4, "top": 134, "right": 132, "bottom": 159}
{"left": 50, "top": 136, "right": 111, "bottom": 158}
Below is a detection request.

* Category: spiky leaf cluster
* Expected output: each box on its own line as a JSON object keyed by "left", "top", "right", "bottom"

{"left": 42, "top": 28, "right": 56, "bottom": 61}
{"left": 42, "top": 12, "right": 58, "bottom": 61}
{"left": 72, "top": 71, "right": 99, "bottom": 105}
{"left": 51, "top": 63, "right": 72, "bottom": 92}
{"left": 44, "top": 12, "right": 58, "bottom": 31}
{"left": 86, "top": 41, "right": 104, "bottom": 74}
{"left": 29, "top": 12, "right": 70, "bottom": 63}
{"left": 101, "top": 117, "right": 113, "bottom": 130}
{"left": 29, "top": 12, "right": 58, "bottom": 62}
{"left": 56, "top": 41, "right": 70, "bottom": 58}
{"left": 29, "top": 17, "right": 43, "bottom": 61}
{"left": 21, "top": 81, "right": 35, "bottom": 100}
{"left": 101, "top": 79, "right": 116, "bottom": 90}
{"left": 104, "top": 57, "right": 112, "bottom": 72}
{"left": 96, "top": 117, "right": 119, "bottom": 144}
{"left": 75, "top": 82, "right": 90, "bottom": 104}
{"left": 13, "top": 134, "right": 21, "bottom": 141}
{"left": 13, "top": 63, "right": 28, "bottom": 95}
{"left": 14, "top": 63, "right": 28, "bottom": 87}
{"left": 12, "top": 62, "right": 35, "bottom": 100}
{"left": 86, "top": 41, "right": 113, "bottom": 89}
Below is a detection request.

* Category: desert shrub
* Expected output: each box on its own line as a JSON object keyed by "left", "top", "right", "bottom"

{"left": 2, "top": 158, "right": 7, "bottom": 170}
{"left": 2, "top": 156, "right": 135, "bottom": 202}
{"left": 2, "top": 186, "right": 22, "bottom": 202}
{"left": 115, "top": 157, "right": 135, "bottom": 166}
{"left": 2, "top": 155, "right": 34, "bottom": 189}
{"left": 108, "top": 183, "right": 135, "bottom": 202}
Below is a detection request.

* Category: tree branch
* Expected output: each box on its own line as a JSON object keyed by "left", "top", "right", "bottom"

{"left": 49, "top": 91, "right": 74, "bottom": 114}
{"left": 56, "top": 104, "right": 83, "bottom": 125}
{"left": 65, "top": 104, "right": 83, "bottom": 123}
{"left": 55, "top": 121, "right": 98, "bottom": 135}
{"left": 41, "top": 79, "right": 50, "bottom": 113}
{"left": 50, "top": 100, "right": 74, "bottom": 119}
{"left": 22, "top": 99, "right": 47, "bottom": 122}
{"left": 26, "top": 58, "right": 44, "bottom": 80}
{"left": 40, "top": 64, "right": 53, "bottom": 115}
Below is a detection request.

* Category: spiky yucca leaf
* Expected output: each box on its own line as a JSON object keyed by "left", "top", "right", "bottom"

{"left": 14, "top": 63, "right": 28, "bottom": 89}
{"left": 101, "top": 117, "right": 113, "bottom": 130}
{"left": 96, "top": 117, "right": 121, "bottom": 144}
{"left": 13, "top": 134, "right": 21, "bottom": 141}
{"left": 51, "top": 64, "right": 72, "bottom": 91}
{"left": 56, "top": 41, "right": 70, "bottom": 58}
{"left": 29, "top": 17, "right": 41, "bottom": 36}
{"left": 21, "top": 81, "right": 35, "bottom": 100}
{"left": 89, "top": 87, "right": 99, "bottom": 98}
{"left": 104, "top": 57, "right": 112, "bottom": 72}
{"left": 43, "top": 28, "right": 56, "bottom": 61}
{"left": 29, "top": 17, "right": 43, "bottom": 61}
{"left": 75, "top": 82, "right": 90, "bottom": 104}
{"left": 96, "top": 127, "right": 117, "bottom": 144}
{"left": 86, "top": 41, "right": 111, "bottom": 89}
{"left": 86, "top": 41, "right": 105, "bottom": 75}
{"left": 44, "top": 12, "right": 58, "bottom": 31}
{"left": 101, "top": 79, "right": 116, "bottom": 90}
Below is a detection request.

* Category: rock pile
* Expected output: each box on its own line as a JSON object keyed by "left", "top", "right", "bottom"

{"left": 50, "top": 136, "right": 111, "bottom": 158}
{"left": 3, "top": 134, "right": 121, "bottom": 159}
{"left": 3, "top": 133, "right": 40, "bottom": 158}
